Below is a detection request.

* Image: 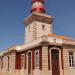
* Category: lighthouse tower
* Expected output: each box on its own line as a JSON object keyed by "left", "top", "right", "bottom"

{"left": 1, "top": 0, "right": 75, "bottom": 75}
{"left": 24, "top": 0, "right": 53, "bottom": 43}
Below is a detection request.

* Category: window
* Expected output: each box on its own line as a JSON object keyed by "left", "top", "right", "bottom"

{"left": 28, "top": 26, "right": 30, "bottom": 32}
{"left": 54, "top": 39, "right": 56, "bottom": 43}
{"left": 28, "top": 52, "right": 31, "bottom": 74}
{"left": 7, "top": 56, "right": 9, "bottom": 71}
{"left": 52, "top": 50, "right": 59, "bottom": 60}
{"left": 35, "top": 50, "right": 39, "bottom": 68}
{"left": 42, "top": 25, "right": 45, "bottom": 30}
{"left": 69, "top": 51, "right": 74, "bottom": 67}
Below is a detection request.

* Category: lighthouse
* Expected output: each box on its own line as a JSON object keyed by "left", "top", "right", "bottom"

{"left": 0, "top": 0, "right": 75, "bottom": 75}
{"left": 24, "top": 0, "right": 53, "bottom": 43}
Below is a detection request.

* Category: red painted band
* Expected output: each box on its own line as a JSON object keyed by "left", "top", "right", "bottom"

{"left": 31, "top": 7, "right": 45, "bottom": 13}
{"left": 32, "top": 0, "right": 44, "bottom": 3}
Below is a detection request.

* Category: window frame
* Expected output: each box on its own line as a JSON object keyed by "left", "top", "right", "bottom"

{"left": 35, "top": 50, "right": 39, "bottom": 69}
{"left": 7, "top": 56, "right": 10, "bottom": 71}
{"left": 21, "top": 54, "right": 25, "bottom": 69}
{"left": 27, "top": 51, "right": 32, "bottom": 74}
{"left": 69, "top": 51, "right": 75, "bottom": 68}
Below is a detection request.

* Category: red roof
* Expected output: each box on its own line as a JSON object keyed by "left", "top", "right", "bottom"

{"left": 48, "top": 34, "right": 65, "bottom": 39}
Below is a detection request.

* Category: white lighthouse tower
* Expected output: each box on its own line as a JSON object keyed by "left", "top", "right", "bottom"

{"left": 24, "top": 0, "right": 53, "bottom": 43}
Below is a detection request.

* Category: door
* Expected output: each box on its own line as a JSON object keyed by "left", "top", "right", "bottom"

{"left": 51, "top": 49, "right": 60, "bottom": 75}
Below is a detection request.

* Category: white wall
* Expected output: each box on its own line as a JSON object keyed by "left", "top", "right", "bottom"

{"left": 36, "top": 21, "right": 52, "bottom": 38}
{"left": 25, "top": 22, "right": 34, "bottom": 43}
{"left": 25, "top": 21, "right": 52, "bottom": 43}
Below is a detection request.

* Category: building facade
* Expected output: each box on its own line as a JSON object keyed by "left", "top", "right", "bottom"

{"left": 0, "top": 0, "right": 75, "bottom": 75}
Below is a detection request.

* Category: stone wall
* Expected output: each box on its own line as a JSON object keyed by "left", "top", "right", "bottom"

{"left": 63, "top": 46, "right": 75, "bottom": 75}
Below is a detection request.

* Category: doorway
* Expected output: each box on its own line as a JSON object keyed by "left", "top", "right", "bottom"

{"left": 51, "top": 49, "right": 60, "bottom": 75}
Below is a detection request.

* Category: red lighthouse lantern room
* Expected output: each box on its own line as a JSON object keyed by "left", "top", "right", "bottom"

{"left": 31, "top": 0, "right": 45, "bottom": 13}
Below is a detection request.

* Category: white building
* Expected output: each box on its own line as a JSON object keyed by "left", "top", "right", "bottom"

{"left": 0, "top": 0, "right": 75, "bottom": 75}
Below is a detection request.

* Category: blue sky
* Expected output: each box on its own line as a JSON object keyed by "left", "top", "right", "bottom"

{"left": 0, "top": 0, "right": 75, "bottom": 51}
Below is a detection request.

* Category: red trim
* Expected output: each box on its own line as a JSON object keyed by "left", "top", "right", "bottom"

{"left": 32, "top": 0, "right": 44, "bottom": 3}
{"left": 28, "top": 52, "right": 31, "bottom": 74}
{"left": 48, "top": 49, "right": 50, "bottom": 70}
{"left": 24, "top": 52, "right": 26, "bottom": 69}
{"left": 1, "top": 57, "right": 3, "bottom": 69}
{"left": 15, "top": 53, "right": 21, "bottom": 69}
{"left": 61, "top": 49, "right": 64, "bottom": 69}
{"left": 39, "top": 47, "right": 42, "bottom": 70}
{"left": 32, "top": 49, "right": 35, "bottom": 70}
{"left": 31, "top": 7, "right": 45, "bottom": 13}
{"left": 61, "top": 48, "right": 64, "bottom": 75}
